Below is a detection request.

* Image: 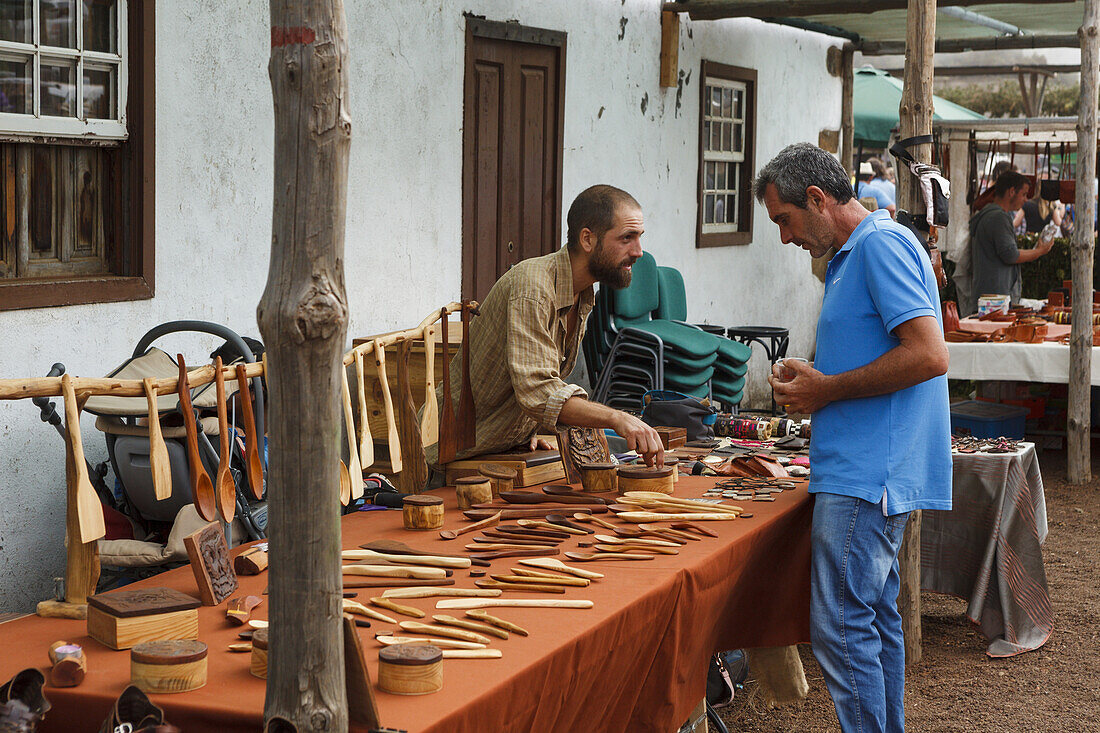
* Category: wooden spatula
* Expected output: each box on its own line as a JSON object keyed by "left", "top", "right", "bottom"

{"left": 60, "top": 374, "right": 106, "bottom": 543}
{"left": 395, "top": 339, "right": 427, "bottom": 492}
{"left": 213, "top": 358, "right": 236, "bottom": 522}
{"left": 457, "top": 301, "right": 476, "bottom": 450}
{"left": 141, "top": 377, "right": 172, "bottom": 501}
{"left": 437, "top": 308, "right": 458, "bottom": 464}
{"left": 353, "top": 348, "right": 374, "bottom": 469}
{"left": 176, "top": 355, "right": 216, "bottom": 521}
{"left": 340, "top": 365, "right": 362, "bottom": 505}
{"left": 235, "top": 363, "right": 265, "bottom": 500}
{"left": 374, "top": 342, "right": 402, "bottom": 473}
{"left": 420, "top": 324, "right": 439, "bottom": 446}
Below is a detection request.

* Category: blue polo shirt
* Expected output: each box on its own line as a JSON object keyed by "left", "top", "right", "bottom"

{"left": 810, "top": 210, "right": 952, "bottom": 514}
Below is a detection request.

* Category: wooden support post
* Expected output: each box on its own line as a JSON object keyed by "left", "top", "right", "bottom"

{"left": 840, "top": 44, "right": 854, "bottom": 179}
{"left": 260, "top": 2, "right": 352, "bottom": 730}
{"left": 660, "top": 11, "right": 679, "bottom": 88}
{"left": 895, "top": 0, "right": 936, "bottom": 668}
{"left": 1069, "top": 0, "right": 1100, "bottom": 485}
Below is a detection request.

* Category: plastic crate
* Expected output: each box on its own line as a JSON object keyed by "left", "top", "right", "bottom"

{"left": 950, "top": 400, "right": 1029, "bottom": 439}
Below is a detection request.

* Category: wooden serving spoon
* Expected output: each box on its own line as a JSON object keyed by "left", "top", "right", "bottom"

{"left": 671, "top": 521, "right": 719, "bottom": 538}
{"left": 438, "top": 510, "right": 501, "bottom": 540}
{"left": 544, "top": 513, "right": 593, "bottom": 533}
{"left": 235, "top": 363, "right": 264, "bottom": 500}
{"left": 593, "top": 534, "right": 680, "bottom": 547}
{"left": 213, "top": 357, "right": 236, "bottom": 522}
{"left": 177, "top": 355, "right": 216, "bottom": 521}
{"left": 437, "top": 308, "right": 458, "bottom": 464}
{"left": 516, "top": 519, "right": 587, "bottom": 536}
{"left": 60, "top": 374, "right": 106, "bottom": 543}
{"left": 563, "top": 552, "right": 654, "bottom": 562}
{"left": 457, "top": 300, "right": 476, "bottom": 450}
{"left": 420, "top": 324, "right": 439, "bottom": 446}
{"left": 339, "top": 365, "right": 361, "bottom": 505}
{"left": 543, "top": 485, "right": 611, "bottom": 503}
{"left": 593, "top": 543, "right": 679, "bottom": 555}
{"left": 374, "top": 342, "right": 402, "bottom": 473}
{"left": 353, "top": 347, "right": 374, "bottom": 468}
{"left": 517, "top": 557, "right": 603, "bottom": 579}
{"left": 572, "top": 513, "right": 620, "bottom": 531}
{"left": 472, "top": 536, "right": 558, "bottom": 547}
{"left": 141, "top": 377, "right": 172, "bottom": 501}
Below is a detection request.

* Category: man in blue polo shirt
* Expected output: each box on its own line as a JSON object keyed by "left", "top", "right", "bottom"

{"left": 754, "top": 143, "right": 951, "bottom": 733}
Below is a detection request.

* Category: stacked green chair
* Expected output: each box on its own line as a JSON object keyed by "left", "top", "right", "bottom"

{"left": 654, "top": 266, "right": 750, "bottom": 408}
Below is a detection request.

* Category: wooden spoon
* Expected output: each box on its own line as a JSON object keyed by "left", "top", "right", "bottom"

{"left": 419, "top": 324, "right": 439, "bottom": 446}
{"left": 593, "top": 534, "right": 680, "bottom": 547}
{"left": 235, "top": 363, "right": 264, "bottom": 500}
{"left": 670, "top": 521, "right": 720, "bottom": 538}
{"left": 543, "top": 485, "right": 611, "bottom": 503}
{"left": 353, "top": 347, "right": 374, "bottom": 468}
{"left": 518, "top": 557, "right": 603, "bottom": 579}
{"left": 564, "top": 552, "right": 654, "bottom": 562}
{"left": 457, "top": 300, "right": 476, "bottom": 450}
{"left": 638, "top": 523, "right": 699, "bottom": 541}
{"left": 475, "top": 579, "right": 565, "bottom": 594}
{"left": 342, "top": 564, "right": 447, "bottom": 580}
{"left": 213, "top": 357, "right": 236, "bottom": 522}
{"left": 177, "top": 355, "right": 216, "bottom": 521}
{"left": 438, "top": 510, "right": 502, "bottom": 540}
{"left": 141, "top": 377, "right": 172, "bottom": 501}
{"left": 374, "top": 342, "right": 402, "bottom": 473}
{"left": 375, "top": 636, "right": 486, "bottom": 650}
{"left": 517, "top": 519, "right": 587, "bottom": 536}
{"left": 544, "top": 513, "right": 593, "bottom": 533}
{"left": 434, "top": 599, "right": 593, "bottom": 610}
{"left": 593, "top": 543, "right": 678, "bottom": 555}
{"left": 339, "top": 365, "right": 361, "bottom": 505}
{"left": 342, "top": 549, "right": 471, "bottom": 569}
{"left": 572, "top": 513, "right": 620, "bottom": 531}
{"left": 60, "top": 374, "right": 106, "bottom": 543}
{"left": 437, "top": 308, "right": 458, "bottom": 464}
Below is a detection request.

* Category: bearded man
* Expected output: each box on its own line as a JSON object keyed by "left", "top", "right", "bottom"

{"left": 425, "top": 184, "right": 664, "bottom": 467}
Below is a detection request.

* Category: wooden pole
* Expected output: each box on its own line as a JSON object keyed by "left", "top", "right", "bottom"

{"left": 840, "top": 45, "right": 854, "bottom": 180}
{"left": 895, "top": 0, "right": 936, "bottom": 668}
{"left": 1069, "top": 0, "right": 1099, "bottom": 485}
{"left": 260, "top": 2, "right": 352, "bottom": 730}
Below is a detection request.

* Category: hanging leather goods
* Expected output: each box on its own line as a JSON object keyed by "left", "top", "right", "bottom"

{"left": 1059, "top": 141, "right": 1076, "bottom": 203}
{"left": 890, "top": 134, "right": 950, "bottom": 287}
{"left": 1040, "top": 142, "right": 1060, "bottom": 201}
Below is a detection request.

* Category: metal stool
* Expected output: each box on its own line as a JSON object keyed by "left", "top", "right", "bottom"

{"left": 726, "top": 326, "right": 790, "bottom": 414}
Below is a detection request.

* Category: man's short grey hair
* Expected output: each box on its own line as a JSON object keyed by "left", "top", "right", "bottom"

{"left": 753, "top": 143, "right": 854, "bottom": 208}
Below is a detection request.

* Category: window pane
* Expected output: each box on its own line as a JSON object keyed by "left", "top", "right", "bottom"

{"left": 722, "top": 88, "right": 731, "bottom": 118}
{"left": 0, "top": 0, "right": 30, "bottom": 43}
{"left": 716, "top": 161, "right": 726, "bottom": 191}
{"left": 710, "top": 86, "right": 721, "bottom": 116}
{"left": 710, "top": 120, "right": 720, "bottom": 150}
{"left": 40, "top": 60, "right": 76, "bottom": 116}
{"left": 83, "top": 0, "right": 116, "bottom": 53}
{"left": 727, "top": 193, "right": 737, "bottom": 226}
{"left": 733, "top": 122, "right": 743, "bottom": 154}
{"left": 705, "top": 160, "right": 715, "bottom": 189}
{"left": 733, "top": 89, "right": 742, "bottom": 120}
{"left": 721, "top": 122, "right": 730, "bottom": 152}
{"left": 40, "top": 0, "right": 75, "bottom": 47}
{"left": 704, "top": 194, "right": 714, "bottom": 224}
{"left": 703, "top": 121, "right": 711, "bottom": 152}
{"left": 83, "top": 64, "right": 113, "bottom": 118}
{"left": 0, "top": 56, "right": 31, "bottom": 113}
{"left": 714, "top": 194, "right": 725, "bottom": 224}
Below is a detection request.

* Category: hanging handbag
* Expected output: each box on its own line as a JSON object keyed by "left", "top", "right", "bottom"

{"left": 1059, "top": 142, "right": 1077, "bottom": 203}
{"left": 1040, "top": 143, "right": 1061, "bottom": 201}
{"left": 942, "top": 300, "right": 960, "bottom": 334}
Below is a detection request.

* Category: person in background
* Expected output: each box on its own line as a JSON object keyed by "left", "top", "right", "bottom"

{"left": 969, "top": 171, "right": 1054, "bottom": 313}
{"left": 856, "top": 161, "right": 896, "bottom": 217}
{"left": 868, "top": 157, "right": 896, "bottom": 202}
{"left": 754, "top": 142, "right": 951, "bottom": 733}
{"left": 1020, "top": 179, "right": 1065, "bottom": 234}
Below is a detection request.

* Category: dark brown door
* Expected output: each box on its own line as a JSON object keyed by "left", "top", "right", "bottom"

{"left": 462, "top": 19, "right": 566, "bottom": 302}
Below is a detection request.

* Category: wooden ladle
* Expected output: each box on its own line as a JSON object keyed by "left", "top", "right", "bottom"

{"left": 235, "top": 363, "right": 265, "bottom": 500}
{"left": 213, "top": 358, "right": 236, "bottom": 522}
{"left": 438, "top": 511, "right": 502, "bottom": 540}
{"left": 141, "top": 377, "right": 172, "bottom": 501}
{"left": 177, "top": 355, "right": 216, "bottom": 521}
{"left": 60, "top": 373, "right": 106, "bottom": 543}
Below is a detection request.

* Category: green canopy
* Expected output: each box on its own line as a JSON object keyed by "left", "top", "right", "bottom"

{"left": 854, "top": 66, "right": 985, "bottom": 149}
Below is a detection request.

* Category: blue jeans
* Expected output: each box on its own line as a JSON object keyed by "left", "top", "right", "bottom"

{"left": 810, "top": 492, "right": 910, "bottom": 733}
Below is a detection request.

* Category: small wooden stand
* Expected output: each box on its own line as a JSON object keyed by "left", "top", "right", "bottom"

{"left": 617, "top": 466, "right": 675, "bottom": 495}
{"left": 183, "top": 522, "right": 238, "bottom": 606}
{"left": 250, "top": 627, "right": 269, "bottom": 679}
{"left": 130, "top": 640, "right": 208, "bottom": 694}
{"left": 477, "top": 463, "right": 516, "bottom": 499}
{"left": 454, "top": 476, "right": 492, "bottom": 509}
{"left": 377, "top": 643, "right": 443, "bottom": 695}
{"left": 578, "top": 463, "right": 617, "bottom": 493}
{"left": 403, "top": 495, "right": 444, "bottom": 530}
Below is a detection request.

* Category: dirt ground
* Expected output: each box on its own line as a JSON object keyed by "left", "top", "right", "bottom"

{"left": 717, "top": 448, "right": 1100, "bottom": 733}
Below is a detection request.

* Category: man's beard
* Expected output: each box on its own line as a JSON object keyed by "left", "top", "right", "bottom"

{"left": 589, "top": 243, "right": 635, "bottom": 289}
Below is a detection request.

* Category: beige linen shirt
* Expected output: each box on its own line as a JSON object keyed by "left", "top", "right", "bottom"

{"left": 427, "top": 246, "right": 595, "bottom": 464}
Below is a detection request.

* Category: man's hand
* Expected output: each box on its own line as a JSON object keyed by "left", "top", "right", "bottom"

{"left": 612, "top": 412, "right": 664, "bottom": 467}
{"left": 528, "top": 436, "right": 555, "bottom": 451}
{"left": 768, "top": 359, "right": 833, "bottom": 414}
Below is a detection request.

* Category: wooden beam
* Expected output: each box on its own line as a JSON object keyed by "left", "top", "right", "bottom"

{"left": 840, "top": 45, "right": 854, "bottom": 178}
{"left": 862, "top": 33, "right": 1079, "bottom": 55}
{"left": 1068, "top": 0, "right": 1099, "bottom": 484}
{"left": 262, "top": 1, "right": 352, "bottom": 729}
{"left": 663, "top": 0, "right": 1077, "bottom": 21}
{"left": 660, "top": 10, "right": 680, "bottom": 88}
{"left": 884, "top": 64, "right": 1080, "bottom": 77}
{"left": 895, "top": 0, "right": 936, "bottom": 669}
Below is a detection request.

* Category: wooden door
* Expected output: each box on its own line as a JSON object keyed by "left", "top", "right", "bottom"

{"left": 462, "top": 19, "right": 566, "bottom": 302}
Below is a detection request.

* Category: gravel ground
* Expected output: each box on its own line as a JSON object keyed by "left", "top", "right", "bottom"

{"left": 716, "top": 449, "right": 1100, "bottom": 733}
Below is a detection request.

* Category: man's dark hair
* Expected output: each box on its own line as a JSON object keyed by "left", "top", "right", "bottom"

{"left": 994, "top": 170, "right": 1029, "bottom": 198}
{"left": 868, "top": 157, "right": 887, "bottom": 179}
{"left": 566, "top": 185, "right": 640, "bottom": 251}
{"left": 753, "top": 143, "right": 854, "bottom": 208}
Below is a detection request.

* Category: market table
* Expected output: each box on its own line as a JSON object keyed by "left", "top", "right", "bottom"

{"left": 946, "top": 340, "right": 1100, "bottom": 384}
{"left": 0, "top": 475, "right": 812, "bottom": 733}
{"left": 922, "top": 444, "right": 1052, "bottom": 657}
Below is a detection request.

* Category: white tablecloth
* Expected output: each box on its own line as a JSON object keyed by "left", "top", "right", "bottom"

{"left": 946, "top": 341, "right": 1100, "bottom": 385}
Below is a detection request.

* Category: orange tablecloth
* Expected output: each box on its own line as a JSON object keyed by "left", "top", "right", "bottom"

{"left": 0, "top": 476, "right": 811, "bottom": 733}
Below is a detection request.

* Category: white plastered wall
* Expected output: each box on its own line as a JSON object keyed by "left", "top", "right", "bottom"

{"left": 0, "top": 0, "right": 839, "bottom": 611}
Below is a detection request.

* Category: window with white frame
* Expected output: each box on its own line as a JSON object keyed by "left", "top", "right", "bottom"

{"left": 0, "top": 0, "right": 128, "bottom": 141}
{"left": 697, "top": 61, "right": 755, "bottom": 248}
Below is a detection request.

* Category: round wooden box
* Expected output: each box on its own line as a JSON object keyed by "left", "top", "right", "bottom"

{"left": 664, "top": 457, "right": 680, "bottom": 483}
{"left": 616, "top": 465, "right": 675, "bottom": 495}
{"left": 477, "top": 463, "right": 517, "bottom": 499}
{"left": 249, "top": 627, "right": 268, "bottom": 679}
{"left": 130, "top": 640, "right": 208, "bottom": 694}
{"left": 377, "top": 643, "right": 443, "bottom": 696}
{"left": 578, "top": 462, "right": 617, "bottom": 493}
{"left": 403, "top": 495, "right": 444, "bottom": 530}
{"left": 454, "top": 476, "right": 492, "bottom": 510}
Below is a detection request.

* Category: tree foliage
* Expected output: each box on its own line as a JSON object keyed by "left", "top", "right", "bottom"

{"left": 937, "top": 81, "right": 1081, "bottom": 118}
